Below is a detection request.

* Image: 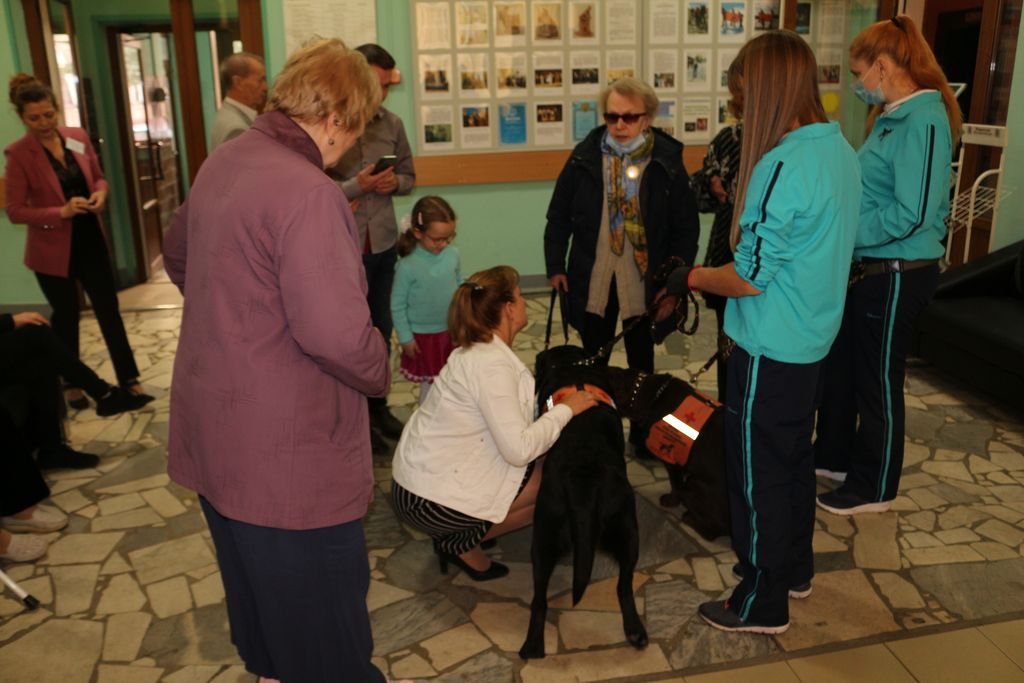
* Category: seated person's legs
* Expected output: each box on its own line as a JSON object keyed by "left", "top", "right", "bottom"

{"left": 0, "top": 406, "right": 68, "bottom": 562}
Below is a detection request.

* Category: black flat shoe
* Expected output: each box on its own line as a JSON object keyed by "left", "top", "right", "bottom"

{"left": 437, "top": 552, "right": 509, "bottom": 581}
{"left": 36, "top": 445, "right": 100, "bottom": 470}
{"left": 96, "top": 387, "right": 153, "bottom": 417}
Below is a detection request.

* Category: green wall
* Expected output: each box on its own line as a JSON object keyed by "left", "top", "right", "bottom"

{"left": 0, "top": 0, "right": 43, "bottom": 303}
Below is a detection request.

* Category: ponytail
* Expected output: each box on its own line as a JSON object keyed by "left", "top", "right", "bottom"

{"left": 850, "top": 15, "right": 962, "bottom": 145}
{"left": 448, "top": 265, "right": 518, "bottom": 347}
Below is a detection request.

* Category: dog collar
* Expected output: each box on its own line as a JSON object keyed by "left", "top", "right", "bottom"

{"left": 544, "top": 383, "right": 616, "bottom": 413}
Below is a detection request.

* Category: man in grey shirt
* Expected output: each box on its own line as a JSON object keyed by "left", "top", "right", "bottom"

{"left": 209, "top": 52, "right": 267, "bottom": 150}
{"left": 330, "top": 44, "right": 415, "bottom": 451}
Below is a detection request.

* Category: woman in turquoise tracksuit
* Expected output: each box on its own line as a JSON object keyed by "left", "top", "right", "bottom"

{"left": 660, "top": 31, "right": 860, "bottom": 633}
{"left": 815, "top": 15, "right": 961, "bottom": 516}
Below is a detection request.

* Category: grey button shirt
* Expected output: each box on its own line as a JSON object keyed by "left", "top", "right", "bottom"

{"left": 330, "top": 107, "right": 416, "bottom": 253}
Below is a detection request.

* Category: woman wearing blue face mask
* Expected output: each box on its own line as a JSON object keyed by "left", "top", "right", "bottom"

{"left": 815, "top": 15, "right": 962, "bottom": 515}
{"left": 544, "top": 77, "right": 699, "bottom": 457}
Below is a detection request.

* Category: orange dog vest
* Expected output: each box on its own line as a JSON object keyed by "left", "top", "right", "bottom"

{"left": 645, "top": 391, "right": 720, "bottom": 466}
{"left": 543, "top": 383, "right": 616, "bottom": 413}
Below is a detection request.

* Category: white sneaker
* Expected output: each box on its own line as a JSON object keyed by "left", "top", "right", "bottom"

{"left": 0, "top": 533, "right": 49, "bottom": 562}
{"left": 815, "top": 468, "right": 848, "bottom": 483}
{"left": 1, "top": 505, "right": 69, "bottom": 533}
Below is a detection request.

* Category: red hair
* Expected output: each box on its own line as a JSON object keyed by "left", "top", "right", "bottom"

{"left": 849, "top": 15, "right": 962, "bottom": 145}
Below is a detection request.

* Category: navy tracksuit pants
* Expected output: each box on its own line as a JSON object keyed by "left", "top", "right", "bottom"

{"left": 814, "top": 265, "right": 938, "bottom": 501}
{"left": 725, "top": 346, "right": 821, "bottom": 626}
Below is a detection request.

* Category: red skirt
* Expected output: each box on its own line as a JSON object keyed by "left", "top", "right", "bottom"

{"left": 399, "top": 331, "right": 455, "bottom": 382}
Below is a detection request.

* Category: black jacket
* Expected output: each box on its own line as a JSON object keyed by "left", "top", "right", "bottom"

{"left": 544, "top": 125, "right": 700, "bottom": 332}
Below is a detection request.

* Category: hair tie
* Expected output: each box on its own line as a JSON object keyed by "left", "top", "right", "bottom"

{"left": 417, "top": 211, "right": 424, "bottom": 227}
{"left": 461, "top": 281, "right": 484, "bottom": 292}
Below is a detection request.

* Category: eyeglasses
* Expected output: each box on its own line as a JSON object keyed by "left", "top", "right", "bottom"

{"left": 603, "top": 112, "right": 645, "bottom": 125}
{"left": 423, "top": 232, "right": 455, "bottom": 245}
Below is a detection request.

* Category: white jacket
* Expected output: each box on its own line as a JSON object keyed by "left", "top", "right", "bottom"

{"left": 392, "top": 336, "right": 573, "bottom": 522}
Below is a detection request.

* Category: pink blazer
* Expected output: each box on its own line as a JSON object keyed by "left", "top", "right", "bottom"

{"left": 4, "top": 127, "right": 109, "bottom": 277}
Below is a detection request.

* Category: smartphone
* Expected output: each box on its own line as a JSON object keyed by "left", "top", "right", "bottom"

{"left": 372, "top": 155, "right": 397, "bottom": 174}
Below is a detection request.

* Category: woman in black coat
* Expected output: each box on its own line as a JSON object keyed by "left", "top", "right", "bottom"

{"left": 544, "top": 77, "right": 699, "bottom": 455}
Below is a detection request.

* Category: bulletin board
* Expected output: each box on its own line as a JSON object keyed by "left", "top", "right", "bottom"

{"left": 409, "top": 0, "right": 862, "bottom": 181}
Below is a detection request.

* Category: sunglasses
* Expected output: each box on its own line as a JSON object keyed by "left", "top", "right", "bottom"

{"left": 603, "top": 112, "right": 645, "bottom": 125}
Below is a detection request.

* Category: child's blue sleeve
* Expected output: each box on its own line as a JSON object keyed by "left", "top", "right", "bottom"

{"left": 390, "top": 260, "right": 415, "bottom": 345}
{"left": 733, "top": 158, "right": 798, "bottom": 292}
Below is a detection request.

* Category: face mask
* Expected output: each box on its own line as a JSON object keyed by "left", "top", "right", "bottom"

{"left": 604, "top": 130, "right": 646, "bottom": 155}
{"left": 851, "top": 64, "right": 886, "bottom": 106}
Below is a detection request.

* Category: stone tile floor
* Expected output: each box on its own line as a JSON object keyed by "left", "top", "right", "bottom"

{"left": 1, "top": 295, "right": 1023, "bottom": 682}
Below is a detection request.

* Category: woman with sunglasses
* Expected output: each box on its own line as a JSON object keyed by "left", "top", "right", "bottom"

{"left": 814, "top": 15, "right": 960, "bottom": 515}
{"left": 544, "top": 77, "right": 699, "bottom": 457}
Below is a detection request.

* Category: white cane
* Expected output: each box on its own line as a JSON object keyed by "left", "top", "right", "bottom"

{"left": 0, "top": 567, "right": 40, "bottom": 611}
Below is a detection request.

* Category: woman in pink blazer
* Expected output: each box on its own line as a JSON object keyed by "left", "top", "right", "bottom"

{"left": 5, "top": 74, "right": 151, "bottom": 408}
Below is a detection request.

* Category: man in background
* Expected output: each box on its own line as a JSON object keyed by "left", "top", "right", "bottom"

{"left": 330, "top": 43, "right": 415, "bottom": 453}
{"left": 209, "top": 52, "right": 267, "bottom": 150}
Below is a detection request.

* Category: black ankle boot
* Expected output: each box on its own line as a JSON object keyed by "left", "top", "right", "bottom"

{"left": 96, "top": 386, "right": 153, "bottom": 417}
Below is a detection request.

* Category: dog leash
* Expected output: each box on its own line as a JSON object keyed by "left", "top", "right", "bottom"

{"left": 543, "top": 288, "right": 571, "bottom": 350}
{"left": 576, "top": 288, "right": 702, "bottom": 367}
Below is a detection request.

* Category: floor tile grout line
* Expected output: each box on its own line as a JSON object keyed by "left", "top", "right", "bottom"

{"left": 974, "top": 623, "right": 1024, "bottom": 674}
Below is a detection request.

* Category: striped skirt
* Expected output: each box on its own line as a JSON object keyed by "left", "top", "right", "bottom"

{"left": 391, "top": 461, "right": 535, "bottom": 555}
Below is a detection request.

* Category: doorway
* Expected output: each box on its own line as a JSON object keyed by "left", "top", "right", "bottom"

{"left": 112, "top": 32, "right": 183, "bottom": 281}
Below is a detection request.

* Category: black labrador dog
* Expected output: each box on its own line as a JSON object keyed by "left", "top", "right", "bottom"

{"left": 606, "top": 367, "right": 731, "bottom": 541}
{"left": 519, "top": 345, "right": 647, "bottom": 660}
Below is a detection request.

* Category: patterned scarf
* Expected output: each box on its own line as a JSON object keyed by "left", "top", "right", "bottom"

{"left": 602, "top": 129, "right": 655, "bottom": 276}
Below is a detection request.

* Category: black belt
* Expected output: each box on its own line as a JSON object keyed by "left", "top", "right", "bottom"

{"left": 858, "top": 258, "right": 937, "bottom": 277}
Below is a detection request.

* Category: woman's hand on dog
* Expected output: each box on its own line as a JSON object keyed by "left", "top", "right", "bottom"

{"left": 562, "top": 390, "right": 599, "bottom": 416}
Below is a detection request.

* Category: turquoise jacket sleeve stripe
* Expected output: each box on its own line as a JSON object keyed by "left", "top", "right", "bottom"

{"left": 857, "top": 122, "right": 940, "bottom": 248}
{"left": 855, "top": 92, "right": 952, "bottom": 260}
{"left": 735, "top": 159, "right": 796, "bottom": 292}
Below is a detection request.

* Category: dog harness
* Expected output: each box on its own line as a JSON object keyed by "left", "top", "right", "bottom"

{"left": 543, "top": 383, "right": 616, "bottom": 413}
{"left": 645, "top": 390, "right": 720, "bottom": 466}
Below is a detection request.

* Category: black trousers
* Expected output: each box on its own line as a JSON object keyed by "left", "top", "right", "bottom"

{"left": 814, "top": 265, "right": 938, "bottom": 501}
{"left": 725, "top": 346, "right": 820, "bottom": 625}
{"left": 0, "top": 407, "right": 49, "bottom": 516}
{"left": 581, "top": 277, "right": 654, "bottom": 444}
{"left": 34, "top": 218, "right": 139, "bottom": 387}
{"left": 364, "top": 247, "right": 396, "bottom": 412}
{"left": 0, "top": 323, "right": 110, "bottom": 454}
{"left": 200, "top": 498, "right": 386, "bottom": 683}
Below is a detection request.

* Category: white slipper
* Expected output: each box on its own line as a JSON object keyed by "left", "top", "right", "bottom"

{"left": 0, "top": 533, "right": 49, "bottom": 562}
{"left": 1, "top": 505, "right": 69, "bottom": 533}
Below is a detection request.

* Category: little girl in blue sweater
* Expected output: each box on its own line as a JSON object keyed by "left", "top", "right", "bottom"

{"left": 391, "top": 196, "right": 461, "bottom": 403}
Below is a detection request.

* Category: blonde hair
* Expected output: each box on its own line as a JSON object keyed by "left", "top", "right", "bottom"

{"left": 850, "top": 15, "right": 962, "bottom": 145}
{"left": 265, "top": 38, "right": 381, "bottom": 131}
{"left": 396, "top": 195, "right": 457, "bottom": 257}
{"left": 729, "top": 31, "right": 826, "bottom": 250}
{"left": 448, "top": 266, "right": 519, "bottom": 347}
{"left": 600, "top": 77, "right": 659, "bottom": 118}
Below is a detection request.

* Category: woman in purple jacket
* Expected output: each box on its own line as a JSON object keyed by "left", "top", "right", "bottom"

{"left": 162, "top": 40, "right": 390, "bottom": 683}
